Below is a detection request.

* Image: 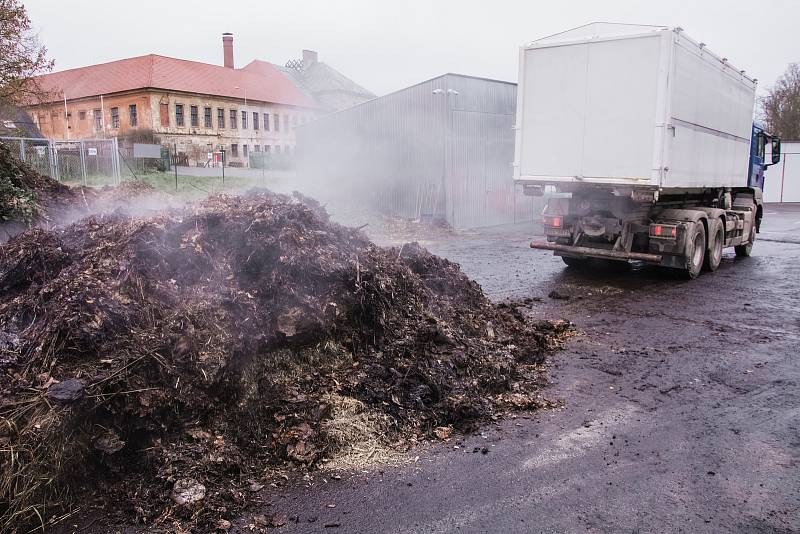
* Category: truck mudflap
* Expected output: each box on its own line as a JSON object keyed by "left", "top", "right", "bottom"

{"left": 529, "top": 241, "right": 663, "bottom": 263}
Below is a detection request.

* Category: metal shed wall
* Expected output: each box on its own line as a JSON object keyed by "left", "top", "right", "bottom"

{"left": 296, "top": 76, "right": 448, "bottom": 222}
{"left": 296, "top": 74, "right": 539, "bottom": 229}
{"left": 443, "top": 75, "right": 535, "bottom": 228}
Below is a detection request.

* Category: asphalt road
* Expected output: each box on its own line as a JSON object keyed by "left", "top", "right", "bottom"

{"left": 255, "top": 204, "right": 800, "bottom": 533}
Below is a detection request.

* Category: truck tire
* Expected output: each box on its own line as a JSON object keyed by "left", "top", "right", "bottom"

{"left": 683, "top": 224, "right": 706, "bottom": 279}
{"left": 597, "top": 259, "right": 631, "bottom": 272}
{"left": 735, "top": 225, "right": 755, "bottom": 257}
{"left": 562, "top": 256, "right": 587, "bottom": 268}
{"left": 703, "top": 220, "right": 724, "bottom": 271}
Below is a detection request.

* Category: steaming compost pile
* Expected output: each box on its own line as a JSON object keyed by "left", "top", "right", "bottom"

{"left": 0, "top": 141, "right": 164, "bottom": 243}
{"left": 0, "top": 189, "right": 569, "bottom": 531}
{"left": 0, "top": 141, "right": 85, "bottom": 239}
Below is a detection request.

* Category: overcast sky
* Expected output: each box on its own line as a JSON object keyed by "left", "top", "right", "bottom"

{"left": 24, "top": 0, "right": 799, "bottom": 97}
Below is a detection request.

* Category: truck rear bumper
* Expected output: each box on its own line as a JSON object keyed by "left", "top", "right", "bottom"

{"left": 530, "top": 241, "right": 663, "bottom": 263}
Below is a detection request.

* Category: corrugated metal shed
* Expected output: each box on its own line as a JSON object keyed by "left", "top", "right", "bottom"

{"left": 296, "top": 73, "right": 540, "bottom": 229}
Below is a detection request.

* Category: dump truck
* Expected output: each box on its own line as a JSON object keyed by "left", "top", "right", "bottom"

{"left": 514, "top": 23, "right": 781, "bottom": 278}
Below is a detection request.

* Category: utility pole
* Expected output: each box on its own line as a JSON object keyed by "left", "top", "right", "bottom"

{"left": 63, "top": 92, "right": 69, "bottom": 141}
{"left": 100, "top": 94, "right": 106, "bottom": 138}
{"left": 234, "top": 86, "right": 247, "bottom": 107}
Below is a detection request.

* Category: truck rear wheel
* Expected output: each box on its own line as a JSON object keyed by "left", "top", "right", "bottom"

{"left": 683, "top": 224, "right": 706, "bottom": 279}
{"left": 703, "top": 221, "right": 724, "bottom": 271}
{"left": 735, "top": 225, "right": 755, "bottom": 257}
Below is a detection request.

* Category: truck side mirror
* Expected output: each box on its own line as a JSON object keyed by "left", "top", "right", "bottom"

{"left": 772, "top": 138, "right": 781, "bottom": 165}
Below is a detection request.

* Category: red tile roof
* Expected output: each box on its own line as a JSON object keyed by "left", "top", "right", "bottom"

{"left": 34, "top": 54, "right": 316, "bottom": 108}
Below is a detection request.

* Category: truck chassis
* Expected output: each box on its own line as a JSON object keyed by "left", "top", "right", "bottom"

{"left": 530, "top": 185, "right": 761, "bottom": 278}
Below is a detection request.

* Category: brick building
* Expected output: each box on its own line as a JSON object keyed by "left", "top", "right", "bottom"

{"left": 27, "top": 34, "right": 372, "bottom": 167}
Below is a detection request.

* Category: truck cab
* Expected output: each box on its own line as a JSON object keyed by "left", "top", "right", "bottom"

{"left": 749, "top": 124, "right": 782, "bottom": 190}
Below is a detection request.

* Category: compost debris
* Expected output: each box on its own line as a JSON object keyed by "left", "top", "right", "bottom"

{"left": 0, "top": 141, "right": 172, "bottom": 243}
{"left": 0, "top": 186, "right": 570, "bottom": 532}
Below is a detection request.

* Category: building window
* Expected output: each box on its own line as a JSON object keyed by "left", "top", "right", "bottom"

{"left": 129, "top": 104, "right": 137, "bottom": 127}
{"left": 176, "top": 104, "right": 184, "bottom": 126}
{"left": 241, "top": 110, "right": 247, "bottom": 129}
{"left": 231, "top": 143, "right": 239, "bottom": 157}
{"left": 110, "top": 107, "right": 120, "bottom": 128}
{"left": 160, "top": 103, "right": 169, "bottom": 126}
{"left": 204, "top": 107, "right": 212, "bottom": 128}
{"left": 264, "top": 145, "right": 270, "bottom": 152}
{"left": 243, "top": 144, "right": 249, "bottom": 157}
{"left": 264, "top": 113, "right": 270, "bottom": 131}
{"left": 275, "top": 145, "right": 281, "bottom": 153}
{"left": 254, "top": 145, "right": 261, "bottom": 152}
{"left": 79, "top": 110, "right": 86, "bottom": 120}
{"left": 283, "top": 115, "right": 288, "bottom": 132}
{"left": 190, "top": 105, "right": 199, "bottom": 127}
{"left": 217, "top": 108, "right": 225, "bottom": 128}
{"left": 93, "top": 109, "right": 101, "bottom": 130}
{"left": 230, "top": 110, "right": 237, "bottom": 129}
{"left": 274, "top": 114, "right": 280, "bottom": 132}
{"left": 253, "top": 112, "right": 259, "bottom": 130}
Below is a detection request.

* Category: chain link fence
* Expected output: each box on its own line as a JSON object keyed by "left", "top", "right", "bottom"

{"left": 249, "top": 152, "right": 295, "bottom": 171}
{"left": 1, "top": 137, "right": 121, "bottom": 186}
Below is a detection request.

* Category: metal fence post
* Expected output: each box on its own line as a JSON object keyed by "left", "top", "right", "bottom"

{"left": 221, "top": 148, "right": 225, "bottom": 184}
{"left": 48, "top": 140, "right": 59, "bottom": 181}
{"left": 79, "top": 140, "right": 88, "bottom": 186}
{"left": 19, "top": 139, "right": 25, "bottom": 162}
{"left": 113, "top": 137, "right": 121, "bottom": 184}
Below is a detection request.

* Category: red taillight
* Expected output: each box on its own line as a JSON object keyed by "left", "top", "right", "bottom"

{"left": 650, "top": 224, "right": 677, "bottom": 239}
{"left": 543, "top": 215, "right": 562, "bottom": 228}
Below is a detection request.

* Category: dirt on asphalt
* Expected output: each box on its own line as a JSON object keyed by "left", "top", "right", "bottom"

{"left": 204, "top": 213, "right": 798, "bottom": 534}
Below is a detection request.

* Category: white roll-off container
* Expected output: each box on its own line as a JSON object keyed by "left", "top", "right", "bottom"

{"left": 513, "top": 23, "right": 757, "bottom": 190}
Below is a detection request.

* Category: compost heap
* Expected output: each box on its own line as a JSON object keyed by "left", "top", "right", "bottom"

{"left": 0, "top": 190, "right": 569, "bottom": 530}
{"left": 0, "top": 141, "right": 162, "bottom": 243}
{"left": 0, "top": 141, "right": 83, "bottom": 238}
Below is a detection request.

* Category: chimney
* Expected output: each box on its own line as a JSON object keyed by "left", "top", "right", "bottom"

{"left": 223, "top": 33, "right": 234, "bottom": 69}
{"left": 302, "top": 49, "right": 318, "bottom": 67}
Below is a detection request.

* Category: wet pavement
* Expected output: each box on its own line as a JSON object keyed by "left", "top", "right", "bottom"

{"left": 253, "top": 204, "right": 800, "bottom": 533}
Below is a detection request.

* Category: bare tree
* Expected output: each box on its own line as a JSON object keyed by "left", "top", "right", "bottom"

{"left": 0, "top": 0, "right": 54, "bottom": 107}
{"left": 761, "top": 63, "right": 800, "bottom": 140}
